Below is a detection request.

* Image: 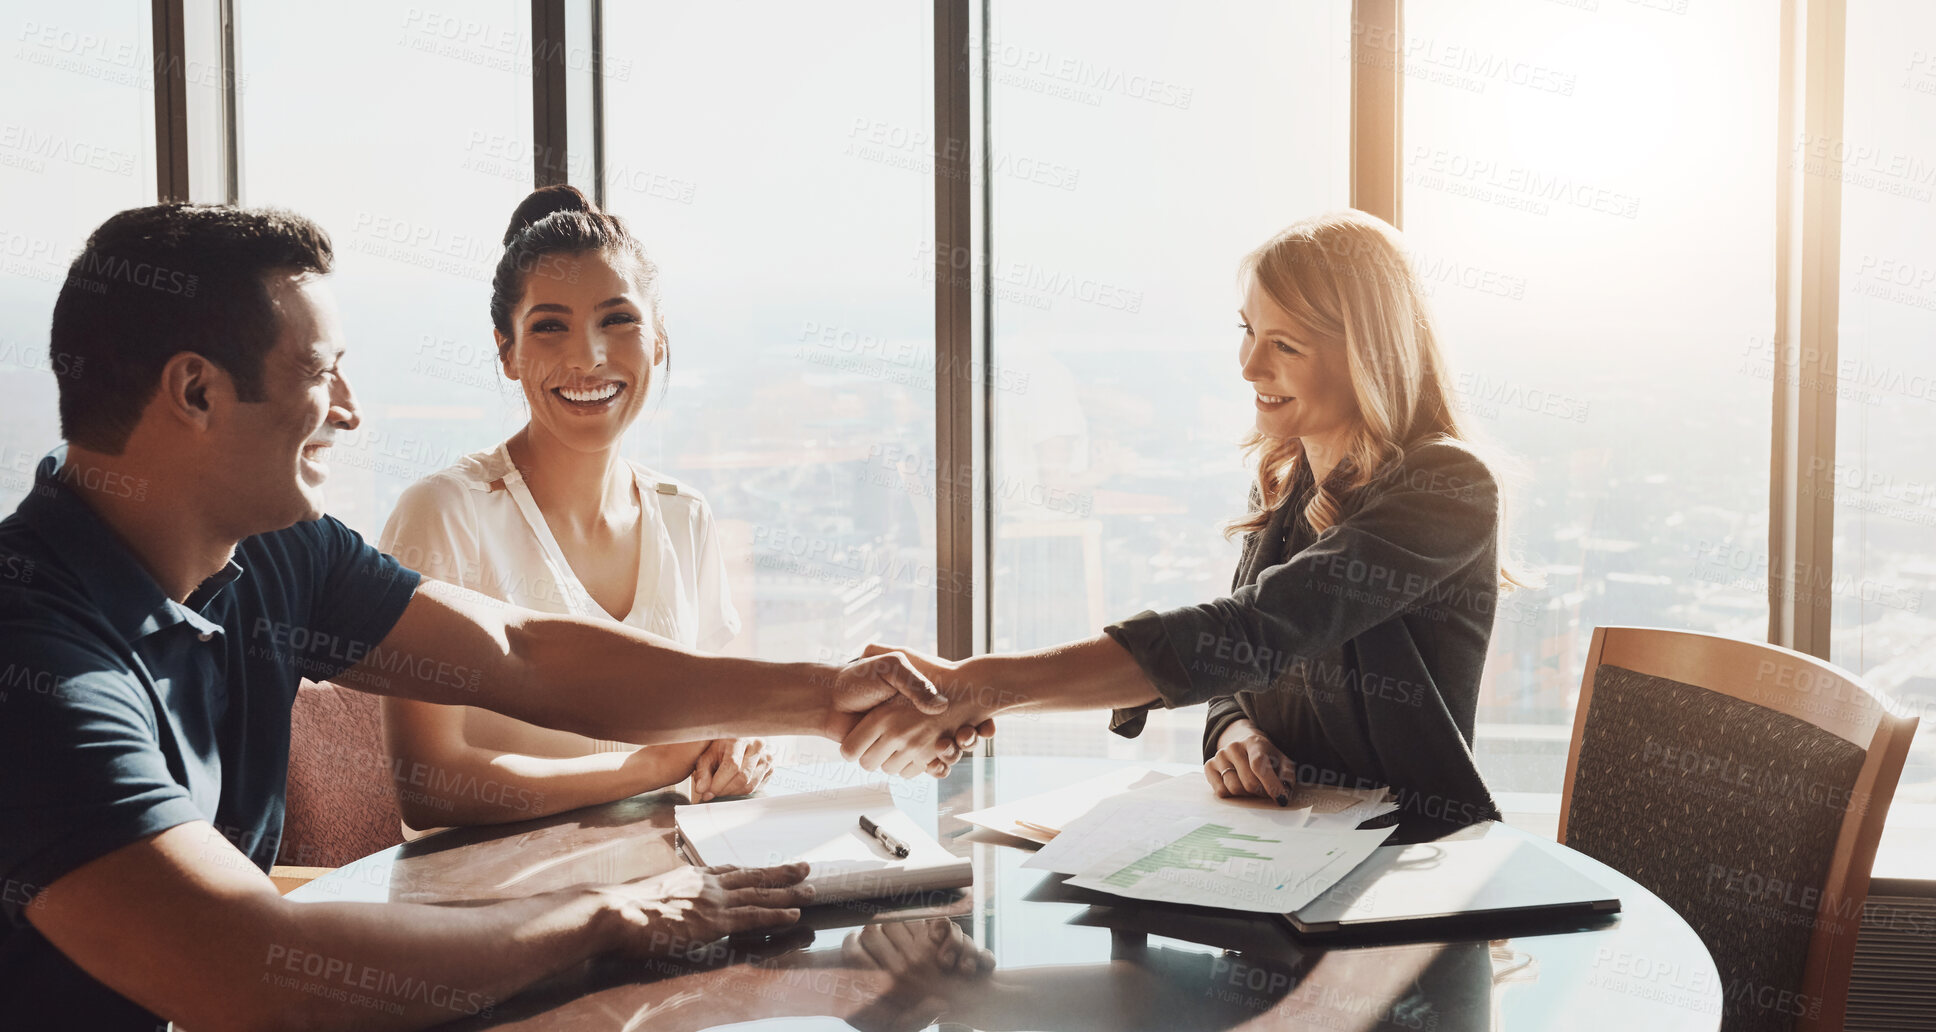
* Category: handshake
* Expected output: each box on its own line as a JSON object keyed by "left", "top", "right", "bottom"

{"left": 822, "top": 644, "right": 1004, "bottom": 779}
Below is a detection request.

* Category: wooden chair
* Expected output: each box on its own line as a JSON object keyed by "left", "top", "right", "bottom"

{"left": 270, "top": 679, "right": 406, "bottom": 893}
{"left": 1558, "top": 626, "right": 1917, "bottom": 1032}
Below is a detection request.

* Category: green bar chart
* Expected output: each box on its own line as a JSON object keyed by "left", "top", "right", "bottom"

{"left": 1100, "top": 822, "right": 1283, "bottom": 890}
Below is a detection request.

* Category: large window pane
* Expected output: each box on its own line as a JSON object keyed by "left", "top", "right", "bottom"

{"left": 1833, "top": 2, "right": 1936, "bottom": 818}
{"left": 236, "top": 0, "right": 532, "bottom": 540}
{"left": 0, "top": 4, "right": 155, "bottom": 510}
{"left": 1401, "top": 1, "right": 1777, "bottom": 797}
{"left": 988, "top": 2, "right": 1353, "bottom": 760}
{"left": 601, "top": 2, "right": 937, "bottom": 662}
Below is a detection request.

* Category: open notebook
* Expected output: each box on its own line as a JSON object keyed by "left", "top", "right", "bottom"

{"left": 673, "top": 784, "right": 972, "bottom": 904}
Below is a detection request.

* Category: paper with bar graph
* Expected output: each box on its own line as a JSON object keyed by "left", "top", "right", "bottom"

{"left": 1043, "top": 804, "right": 1395, "bottom": 913}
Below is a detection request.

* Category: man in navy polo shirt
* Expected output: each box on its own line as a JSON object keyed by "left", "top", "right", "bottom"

{"left": 0, "top": 205, "right": 979, "bottom": 1030}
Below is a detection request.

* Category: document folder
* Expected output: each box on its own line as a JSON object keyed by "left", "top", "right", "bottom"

{"left": 1284, "top": 836, "right": 1620, "bottom": 941}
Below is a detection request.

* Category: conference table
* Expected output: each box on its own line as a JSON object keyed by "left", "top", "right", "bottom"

{"left": 288, "top": 756, "right": 1723, "bottom": 1031}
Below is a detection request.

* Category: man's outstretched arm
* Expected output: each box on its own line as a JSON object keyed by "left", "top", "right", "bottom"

{"left": 335, "top": 579, "right": 951, "bottom": 748}
{"left": 28, "top": 820, "right": 812, "bottom": 1032}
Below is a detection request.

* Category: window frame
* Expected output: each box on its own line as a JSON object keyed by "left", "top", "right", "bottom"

{"left": 150, "top": 0, "right": 1859, "bottom": 728}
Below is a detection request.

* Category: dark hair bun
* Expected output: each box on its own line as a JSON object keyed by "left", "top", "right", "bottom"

{"left": 489, "top": 184, "right": 662, "bottom": 346}
{"left": 502, "top": 184, "right": 595, "bottom": 247}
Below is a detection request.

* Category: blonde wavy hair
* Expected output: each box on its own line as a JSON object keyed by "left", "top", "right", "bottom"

{"left": 1226, "top": 210, "right": 1532, "bottom": 589}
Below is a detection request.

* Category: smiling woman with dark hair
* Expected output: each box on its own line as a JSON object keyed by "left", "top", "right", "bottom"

{"left": 378, "top": 185, "right": 785, "bottom": 831}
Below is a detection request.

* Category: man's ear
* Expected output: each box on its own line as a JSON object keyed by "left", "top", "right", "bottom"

{"left": 156, "top": 352, "right": 228, "bottom": 432}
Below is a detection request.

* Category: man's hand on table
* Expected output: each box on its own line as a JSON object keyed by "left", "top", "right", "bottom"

{"left": 844, "top": 916, "right": 993, "bottom": 979}
{"left": 594, "top": 863, "right": 815, "bottom": 957}
{"left": 828, "top": 649, "right": 995, "bottom": 779}
{"left": 843, "top": 918, "right": 994, "bottom": 1032}
{"left": 840, "top": 645, "right": 999, "bottom": 778}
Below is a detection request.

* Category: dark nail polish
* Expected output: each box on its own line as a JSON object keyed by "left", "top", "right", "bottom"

{"left": 1276, "top": 794, "right": 1290, "bottom": 807}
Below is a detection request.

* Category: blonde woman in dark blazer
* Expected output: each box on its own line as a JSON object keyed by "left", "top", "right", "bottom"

{"left": 850, "top": 211, "right": 1524, "bottom": 829}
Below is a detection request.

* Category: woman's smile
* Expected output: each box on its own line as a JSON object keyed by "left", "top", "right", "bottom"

{"left": 1238, "top": 275, "right": 1358, "bottom": 444}
{"left": 549, "top": 378, "right": 628, "bottom": 413}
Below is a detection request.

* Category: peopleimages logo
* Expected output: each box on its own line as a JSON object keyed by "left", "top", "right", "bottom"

{"left": 971, "top": 35, "right": 1195, "bottom": 109}
{"left": 1791, "top": 132, "right": 1936, "bottom": 203}
{"left": 251, "top": 618, "right": 483, "bottom": 692}
{"left": 1407, "top": 146, "right": 1639, "bottom": 219}
{"left": 1351, "top": 24, "right": 1579, "bottom": 96}
{"left": 750, "top": 525, "right": 975, "bottom": 600}
{"left": 262, "top": 944, "right": 494, "bottom": 1018}
{"left": 916, "top": 241, "right": 1144, "bottom": 314}
{"left": 0, "top": 122, "right": 137, "bottom": 176}
{"left": 64, "top": 250, "right": 198, "bottom": 298}
{"left": 1453, "top": 371, "right": 1590, "bottom": 423}
{"left": 845, "top": 118, "right": 1082, "bottom": 192}
{"left": 0, "top": 337, "right": 83, "bottom": 379}
{"left": 797, "top": 320, "right": 1032, "bottom": 395}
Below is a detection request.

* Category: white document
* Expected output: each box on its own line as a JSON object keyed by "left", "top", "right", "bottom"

{"left": 1022, "top": 793, "right": 1313, "bottom": 876}
{"left": 964, "top": 765, "right": 1394, "bottom": 848}
{"left": 1023, "top": 795, "right": 1205, "bottom": 875}
{"left": 1291, "top": 785, "right": 1399, "bottom": 831}
{"left": 1136, "top": 774, "right": 1395, "bottom": 828}
{"left": 674, "top": 784, "right": 970, "bottom": 904}
{"left": 1010, "top": 767, "right": 1397, "bottom": 913}
{"left": 1064, "top": 817, "right": 1397, "bottom": 913}
{"left": 956, "top": 765, "right": 1176, "bottom": 843}
{"left": 1120, "top": 768, "right": 1389, "bottom": 818}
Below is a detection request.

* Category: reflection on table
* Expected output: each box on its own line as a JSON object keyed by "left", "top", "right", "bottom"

{"left": 287, "top": 757, "right": 1722, "bottom": 1031}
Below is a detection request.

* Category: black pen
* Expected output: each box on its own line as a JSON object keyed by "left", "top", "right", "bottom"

{"left": 858, "top": 814, "right": 910, "bottom": 859}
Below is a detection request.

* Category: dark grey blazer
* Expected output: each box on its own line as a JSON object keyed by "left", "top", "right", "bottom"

{"left": 1104, "top": 437, "right": 1502, "bottom": 827}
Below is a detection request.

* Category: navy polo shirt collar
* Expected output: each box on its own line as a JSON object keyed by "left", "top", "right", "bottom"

{"left": 18, "top": 447, "right": 242, "bottom": 645}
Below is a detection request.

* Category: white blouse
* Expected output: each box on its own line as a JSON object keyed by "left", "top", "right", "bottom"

{"left": 377, "top": 441, "right": 740, "bottom": 759}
